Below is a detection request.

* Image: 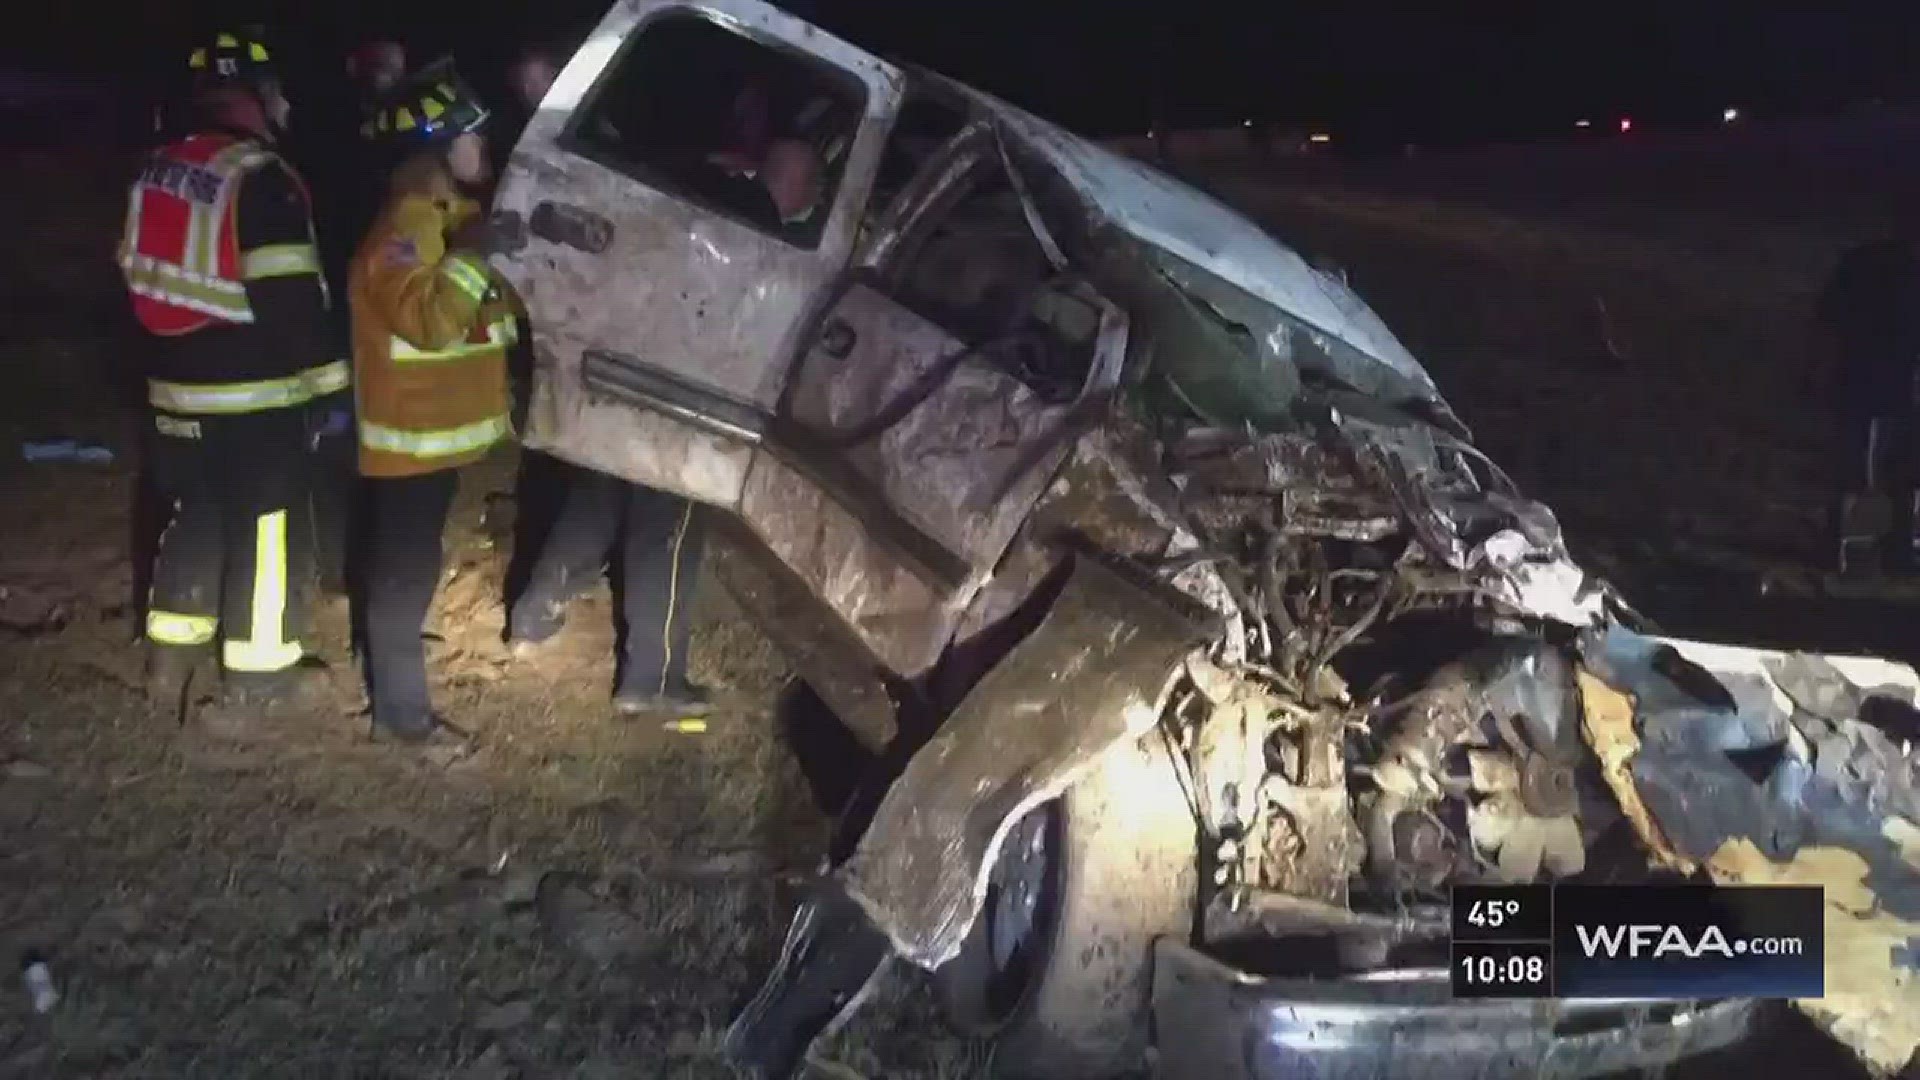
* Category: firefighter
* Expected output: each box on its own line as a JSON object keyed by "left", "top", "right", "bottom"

{"left": 350, "top": 64, "right": 515, "bottom": 743}
{"left": 347, "top": 39, "right": 409, "bottom": 111}
{"left": 338, "top": 39, "right": 412, "bottom": 265}
{"left": 320, "top": 38, "right": 411, "bottom": 298}
{"left": 119, "top": 28, "right": 344, "bottom": 717}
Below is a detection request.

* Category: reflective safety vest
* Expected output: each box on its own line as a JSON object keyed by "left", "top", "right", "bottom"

{"left": 117, "top": 132, "right": 322, "bottom": 337}
{"left": 350, "top": 187, "right": 515, "bottom": 478}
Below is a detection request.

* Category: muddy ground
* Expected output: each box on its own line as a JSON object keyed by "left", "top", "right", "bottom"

{"left": 2, "top": 147, "right": 1914, "bottom": 1078}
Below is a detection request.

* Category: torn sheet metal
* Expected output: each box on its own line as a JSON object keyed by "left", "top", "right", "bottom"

{"left": 856, "top": 120, "right": 996, "bottom": 274}
{"left": 921, "top": 72, "right": 1437, "bottom": 398}
{"left": 737, "top": 450, "right": 961, "bottom": 679}
{"left": 1026, "top": 423, "right": 1183, "bottom": 560}
{"left": 706, "top": 519, "right": 902, "bottom": 751}
{"left": 779, "top": 282, "right": 1074, "bottom": 576}
{"left": 946, "top": 534, "right": 1060, "bottom": 654}
{"left": 1578, "top": 625, "right": 1920, "bottom": 1073}
{"left": 1309, "top": 407, "right": 1605, "bottom": 627}
{"left": 1165, "top": 427, "right": 1375, "bottom": 503}
{"left": 1475, "top": 531, "right": 1609, "bottom": 627}
{"left": 988, "top": 125, "right": 1069, "bottom": 272}
{"left": 835, "top": 555, "right": 1214, "bottom": 968}
{"left": 1576, "top": 670, "right": 1692, "bottom": 873}
{"left": 1028, "top": 420, "right": 1249, "bottom": 654}
{"left": 1161, "top": 410, "right": 1604, "bottom": 629}
{"left": 966, "top": 422, "right": 1241, "bottom": 659}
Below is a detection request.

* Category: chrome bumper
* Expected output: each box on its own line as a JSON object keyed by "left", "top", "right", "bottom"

{"left": 1151, "top": 940, "right": 1762, "bottom": 1080}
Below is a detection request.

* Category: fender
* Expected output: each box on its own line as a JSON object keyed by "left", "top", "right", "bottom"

{"left": 832, "top": 551, "right": 1217, "bottom": 969}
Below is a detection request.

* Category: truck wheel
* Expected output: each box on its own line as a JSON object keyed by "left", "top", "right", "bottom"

{"left": 935, "top": 730, "right": 1199, "bottom": 1079}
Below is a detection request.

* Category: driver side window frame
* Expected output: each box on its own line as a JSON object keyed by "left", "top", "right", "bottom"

{"left": 557, "top": 4, "right": 872, "bottom": 252}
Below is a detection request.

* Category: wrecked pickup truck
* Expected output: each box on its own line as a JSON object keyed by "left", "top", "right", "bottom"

{"left": 488, "top": 2, "right": 1920, "bottom": 1076}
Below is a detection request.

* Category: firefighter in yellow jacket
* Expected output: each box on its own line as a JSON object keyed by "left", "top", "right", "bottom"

{"left": 350, "top": 64, "right": 515, "bottom": 743}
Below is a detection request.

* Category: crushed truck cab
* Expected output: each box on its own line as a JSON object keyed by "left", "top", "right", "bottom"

{"left": 491, "top": 2, "right": 1920, "bottom": 1077}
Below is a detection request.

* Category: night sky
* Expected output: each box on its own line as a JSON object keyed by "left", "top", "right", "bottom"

{"left": 7, "top": 1, "right": 1919, "bottom": 145}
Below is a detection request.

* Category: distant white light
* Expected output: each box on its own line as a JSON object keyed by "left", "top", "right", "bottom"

{"left": 1308, "top": 132, "right": 1332, "bottom": 144}
{"left": 1243, "top": 119, "right": 1253, "bottom": 127}
{"left": 1619, "top": 117, "right": 1633, "bottom": 133}
{"left": 1575, "top": 119, "right": 1592, "bottom": 128}
{"left": 1723, "top": 107, "right": 1740, "bottom": 123}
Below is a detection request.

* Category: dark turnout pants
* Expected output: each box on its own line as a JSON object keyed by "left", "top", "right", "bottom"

{"left": 508, "top": 467, "right": 705, "bottom": 693}
{"left": 360, "top": 469, "right": 461, "bottom": 733}
{"left": 144, "top": 407, "right": 313, "bottom": 682}
{"left": 1834, "top": 414, "right": 1919, "bottom": 571}
{"left": 310, "top": 421, "right": 357, "bottom": 595}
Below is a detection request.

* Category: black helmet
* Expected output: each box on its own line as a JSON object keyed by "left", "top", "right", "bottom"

{"left": 362, "top": 59, "right": 489, "bottom": 146}
{"left": 187, "top": 28, "right": 278, "bottom": 90}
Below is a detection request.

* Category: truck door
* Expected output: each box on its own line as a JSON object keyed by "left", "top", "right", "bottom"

{"left": 490, "top": 0, "right": 903, "bottom": 506}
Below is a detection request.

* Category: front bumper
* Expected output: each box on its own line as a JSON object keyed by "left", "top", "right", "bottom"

{"left": 1151, "top": 940, "right": 1762, "bottom": 1080}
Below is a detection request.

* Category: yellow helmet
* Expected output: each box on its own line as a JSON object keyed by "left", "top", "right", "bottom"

{"left": 186, "top": 28, "right": 277, "bottom": 90}
{"left": 361, "top": 59, "right": 490, "bottom": 146}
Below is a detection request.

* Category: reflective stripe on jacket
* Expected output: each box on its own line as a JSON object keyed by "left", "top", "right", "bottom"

{"left": 148, "top": 359, "right": 350, "bottom": 415}
{"left": 117, "top": 132, "right": 322, "bottom": 336}
{"left": 349, "top": 173, "right": 514, "bottom": 478}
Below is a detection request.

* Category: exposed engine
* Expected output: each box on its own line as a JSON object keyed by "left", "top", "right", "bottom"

{"left": 1153, "top": 408, "right": 1630, "bottom": 966}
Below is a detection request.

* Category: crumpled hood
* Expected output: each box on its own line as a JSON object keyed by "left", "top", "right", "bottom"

{"left": 921, "top": 73, "right": 1445, "bottom": 411}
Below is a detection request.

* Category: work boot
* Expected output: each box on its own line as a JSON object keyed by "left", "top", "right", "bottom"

{"left": 228, "top": 660, "right": 335, "bottom": 706}
{"left": 503, "top": 597, "right": 567, "bottom": 658}
{"left": 145, "top": 643, "right": 208, "bottom": 717}
{"left": 370, "top": 707, "right": 470, "bottom": 750}
{"left": 192, "top": 662, "right": 332, "bottom": 738}
{"left": 612, "top": 677, "right": 713, "bottom": 719}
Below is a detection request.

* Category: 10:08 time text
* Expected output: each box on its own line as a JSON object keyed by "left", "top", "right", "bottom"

{"left": 1451, "top": 941, "right": 1553, "bottom": 999}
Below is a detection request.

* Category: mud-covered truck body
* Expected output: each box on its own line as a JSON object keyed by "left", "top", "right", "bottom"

{"left": 490, "top": 3, "right": 1920, "bottom": 1076}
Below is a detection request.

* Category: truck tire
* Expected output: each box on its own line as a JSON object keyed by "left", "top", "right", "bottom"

{"left": 935, "top": 729, "right": 1199, "bottom": 1079}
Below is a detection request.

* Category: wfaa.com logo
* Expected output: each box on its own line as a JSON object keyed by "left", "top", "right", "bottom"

{"left": 1553, "top": 886, "right": 1825, "bottom": 999}
{"left": 1572, "top": 923, "right": 1807, "bottom": 961}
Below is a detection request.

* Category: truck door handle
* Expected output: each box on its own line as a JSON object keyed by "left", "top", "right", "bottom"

{"left": 818, "top": 317, "right": 857, "bottom": 360}
{"left": 488, "top": 209, "right": 528, "bottom": 255}
{"left": 528, "top": 201, "right": 614, "bottom": 254}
